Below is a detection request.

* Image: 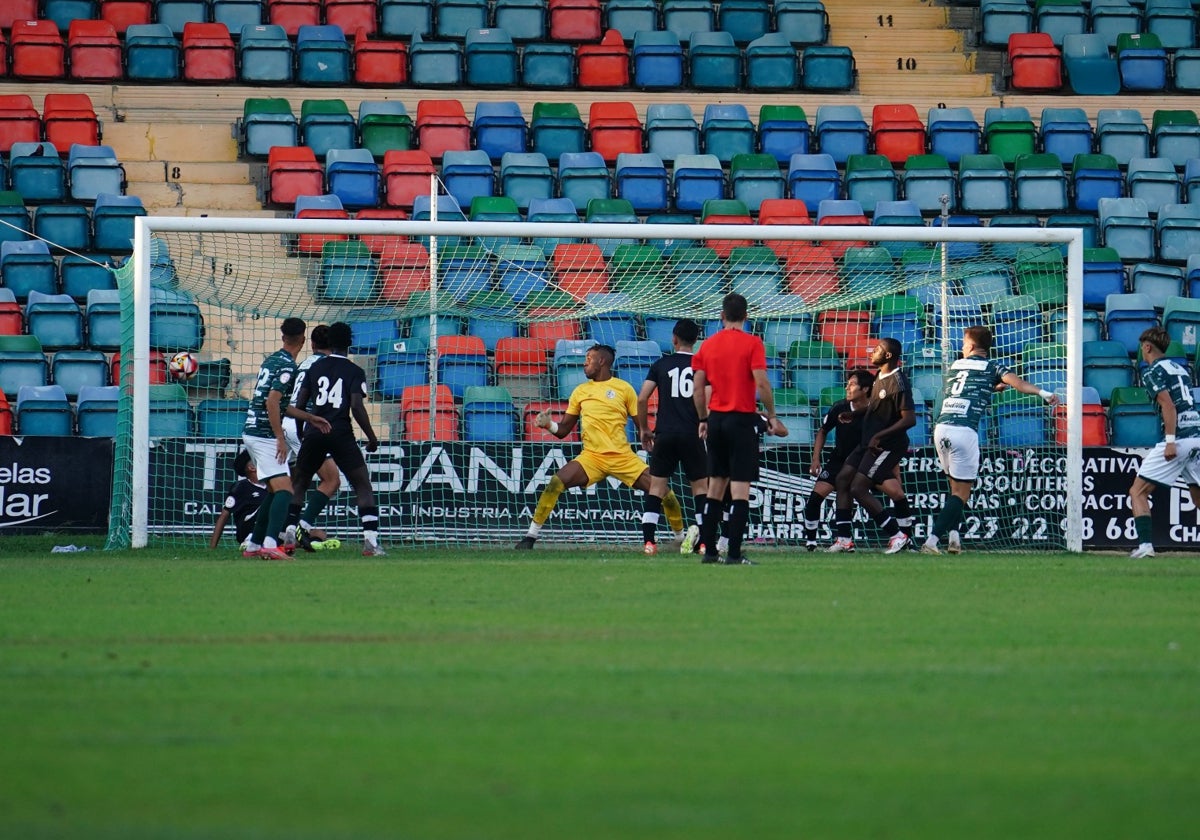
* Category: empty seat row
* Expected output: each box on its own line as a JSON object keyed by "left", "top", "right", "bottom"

{"left": 981, "top": 0, "right": 1198, "bottom": 50}
{"left": 0, "top": 93, "right": 101, "bottom": 154}
{"left": 1008, "top": 30, "right": 1200, "bottom": 93}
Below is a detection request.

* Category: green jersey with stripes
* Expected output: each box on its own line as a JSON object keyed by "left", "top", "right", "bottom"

{"left": 1142, "top": 358, "right": 1200, "bottom": 440}
{"left": 935, "top": 355, "right": 1011, "bottom": 430}
{"left": 243, "top": 349, "right": 298, "bottom": 439}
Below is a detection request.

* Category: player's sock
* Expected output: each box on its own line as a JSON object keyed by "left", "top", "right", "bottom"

{"left": 641, "top": 494, "right": 663, "bottom": 545}
{"left": 264, "top": 490, "right": 293, "bottom": 548}
{"left": 250, "top": 491, "right": 274, "bottom": 545}
{"left": 360, "top": 505, "right": 380, "bottom": 545}
{"left": 721, "top": 506, "right": 732, "bottom": 540}
{"left": 692, "top": 494, "right": 707, "bottom": 529}
{"left": 893, "top": 497, "right": 914, "bottom": 529}
{"left": 661, "top": 490, "right": 684, "bottom": 534}
{"left": 286, "top": 503, "right": 301, "bottom": 531}
{"left": 874, "top": 512, "right": 900, "bottom": 537}
{"left": 700, "top": 496, "right": 724, "bottom": 556}
{"left": 726, "top": 499, "right": 750, "bottom": 558}
{"left": 526, "top": 522, "right": 543, "bottom": 538}
{"left": 301, "top": 490, "right": 330, "bottom": 528}
{"left": 532, "top": 476, "right": 566, "bottom": 529}
{"left": 835, "top": 507, "right": 853, "bottom": 540}
{"left": 1134, "top": 514, "right": 1153, "bottom": 546}
{"left": 804, "top": 494, "right": 823, "bottom": 542}
{"left": 933, "top": 495, "right": 965, "bottom": 539}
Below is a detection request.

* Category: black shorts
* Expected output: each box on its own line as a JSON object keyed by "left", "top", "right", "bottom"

{"left": 815, "top": 457, "right": 846, "bottom": 486}
{"left": 295, "top": 430, "right": 366, "bottom": 481}
{"left": 648, "top": 432, "right": 708, "bottom": 482}
{"left": 844, "top": 444, "right": 903, "bottom": 484}
{"left": 706, "top": 411, "right": 761, "bottom": 482}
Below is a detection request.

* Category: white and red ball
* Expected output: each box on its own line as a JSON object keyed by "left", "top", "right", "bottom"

{"left": 168, "top": 351, "right": 200, "bottom": 380}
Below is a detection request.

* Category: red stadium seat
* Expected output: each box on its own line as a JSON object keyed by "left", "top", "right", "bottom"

{"left": 354, "top": 30, "right": 408, "bottom": 85}
{"left": 402, "top": 384, "right": 459, "bottom": 441}
{"left": 356, "top": 207, "right": 411, "bottom": 257}
{"left": 294, "top": 196, "right": 350, "bottom": 256}
{"left": 587, "top": 101, "right": 643, "bottom": 162}
{"left": 383, "top": 149, "right": 437, "bottom": 209}
{"left": 816, "top": 308, "right": 873, "bottom": 367}
{"left": 702, "top": 203, "right": 754, "bottom": 259}
{"left": 551, "top": 243, "right": 610, "bottom": 298}
{"left": 42, "top": 93, "right": 102, "bottom": 149}
{"left": 377, "top": 240, "right": 430, "bottom": 302}
{"left": 782, "top": 242, "right": 840, "bottom": 301}
{"left": 1055, "top": 403, "right": 1108, "bottom": 446}
{"left": 67, "top": 19, "right": 123, "bottom": 82}
{"left": 495, "top": 337, "right": 551, "bottom": 378}
{"left": 10, "top": 20, "right": 66, "bottom": 80}
{"left": 0, "top": 391, "right": 11, "bottom": 435}
{"left": 577, "top": 29, "right": 630, "bottom": 88}
{"left": 0, "top": 292, "right": 23, "bottom": 335}
{"left": 0, "top": 33, "right": 8, "bottom": 81}
{"left": 415, "top": 99, "right": 471, "bottom": 160}
{"left": 547, "top": 0, "right": 602, "bottom": 41}
{"left": 870, "top": 104, "right": 927, "bottom": 165}
{"left": 0, "top": 94, "right": 42, "bottom": 154}
{"left": 0, "top": 1, "right": 38, "bottom": 31}
{"left": 326, "top": 0, "right": 379, "bottom": 37}
{"left": 267, "top": 146, "right": 323, "bottom": 206}
{"left": 100, "top": 0, "right": 153, "bottom": 33}
{"left": 182, "top": 22, "right": 237, "bottom": 81}
{"left": 111, "top": 350, "right": 169, "bottom": 386}
{"left": 523, "top": 400, "right": 579, "bottom": 442}
{"left": 267, "top": 0, "right": 321, "bottom": 36}
{"left": 1008, "top": 32, "right": 1063, "bottom": 91}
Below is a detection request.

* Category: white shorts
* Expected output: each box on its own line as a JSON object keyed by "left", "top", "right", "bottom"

{"left": 934, "top": 423, "right": 981, "bottom": 482}
{"left": 242, "top": 433, "right": 289, "bottom": 482}
{"left": 1136, "top": 438, "right": 1200, "bottom": 488}
{"left": 283, "top": 417, "right": 301, "bottom": 460}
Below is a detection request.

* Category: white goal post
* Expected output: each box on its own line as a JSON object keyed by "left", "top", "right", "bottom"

{"left": 116, "top": 214, "right": 1085, "bottom": 552}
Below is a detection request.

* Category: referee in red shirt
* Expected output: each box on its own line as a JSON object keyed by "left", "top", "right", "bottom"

{"left": 691, "top": 293, "right": 780, "bottom": 565}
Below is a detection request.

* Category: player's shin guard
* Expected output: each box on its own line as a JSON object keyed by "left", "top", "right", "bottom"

{"left": 804, "top": 494, "right": 823, "bottom": 541}
{"left": 933, "top": 495, "right": 965, "bottom": 539}
{"left": 263, "top": 491, "right": 293, "bottom": 548}
{"left": 533, "top": 476, "right": 566, "bottom": 527}
{"left": 360, "top": 505, "right": 380, "bottom": 544}
{"left": 661, "top": 490, "right": 684, "bottom": 533}
{"left": 641, "top": 494, "right": 663, "bottom": 544}
{"left": 726, "top": 499, "right": 750, "bottom": 559}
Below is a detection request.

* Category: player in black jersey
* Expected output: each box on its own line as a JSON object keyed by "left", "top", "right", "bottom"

{"left": 637, "top": 319, "right": 706, "bottom": 555}
{"left": 802, "top": 369, "right": 874, "bottom": 550}
{"left": 829, "top": 338, "right": 916, "bottom": 555}
{"left": 209, "top": 449, "right": 268, "bottom": 549}
{"left": 291, "top": 322, "right": 386, "bottom": 557}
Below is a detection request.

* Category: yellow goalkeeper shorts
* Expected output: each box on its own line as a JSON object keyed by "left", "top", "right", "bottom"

{"left": 575, "top": 448, "right": 648, "bottom": 488}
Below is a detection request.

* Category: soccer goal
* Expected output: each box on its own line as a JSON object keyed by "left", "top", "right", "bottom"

{"left": 107, "top": 212, "right": 1084, "bottom": 552}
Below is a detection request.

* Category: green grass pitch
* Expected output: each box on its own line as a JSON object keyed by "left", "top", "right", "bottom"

{"left": 1, "top": 536, "right": 1198, "bottom": 840}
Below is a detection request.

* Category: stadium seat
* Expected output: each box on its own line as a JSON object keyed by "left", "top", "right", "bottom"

{"left": 902, "top": 154, "right": 955, "bottom": 215}
{"left": 313, "top": 238, "right": 378, "bottom": 303}
{"left": 296, "top": 24, "right": 351, "bottom": 85}
{"left": 146, "top": 382, "right": 193, "bottom": 438}
{"left": 240, "top": 98, "right": 297, "bottom": 158}
{"left": 984, "top": 106, "right": 1037, "bottom": 165}
{"left": 633, "top": 30, "right": 685, "bottom": 89}
{"left": 1163, "top": 295, "right": 1200, "bottom": 356}
{"left": 434, "top": 335, "right": 488, "bottom": 400}
{"left": 588, "top": 102, "right": 643, "bottom": 163}
{"left": 1040, "top": 107, "right": 1093, "bottom": 164}
{"left": 548, "top": 0, "right": 602, "bottom": 40}
{"left": 1090, "top": 0, "right": 1141, "bottom": 47}
{"left": 125, "top": 23, "right": 181, "bottom": 81}
{"left": 872, "top": 199, "right": 925, "bottom": 259}
{"left": 605, "top": 0, "right": 657, "bottom": 39}
{"left": 700, "top": 198, "right": 755, "bottom": 259}
{"left": 213, "top": 0, "right": 263, "bottom": 29}
{"left": 24, "top": 290, "right": 83, "bottom": 351}
{"left": 1105, "top": 292, "right": 1159, "bottom": 354}
{"left": 615, "top": 153, "right": 669, "bottom": 213}
{"left": 192, "top": 398, "right": 248, "bottom": 438}
{"left": 745, "top": 33, "right": 798, "bottom": 90}
{"left": 299, "top": 99, "right": 355, "bottom": 160}
{"left": 1062, "top": 32, "right": 1121, "bottom": 94}
{"left": 2, "top": 0, "right": 40, "bottom": 29}
{"left": 1152, "top": 110, "right": 1200, "bottom": 169}
{"left": 75, "top": 384, "right": 119, "bottom": 436}
{"left": 1145, "top": 0, "right": 1196, "bottom": 49}
{"left": 493, "top": 246, "right": 549, "bottom": 303}
{"left": 408, "top": 34, "right": 463, "bottom": 87}
{"left": 1014, "top": 246, "right": 1066, "bottom": 307}
{"left": 471, "top": 102, "right": 526, "bottom": 162}
{"left": 981, "top": 0, "right": 1033, "bottom": 46}
{"left": 668, "top": 245, "right": 724, "bottom": 303}
{"left": 814, "top": 104, "right": 869, "bottom": 165}
{"left": 577, "top": 30, "right": 631, "bottom": 88}
{"left": 787, "top": 153, "right": 839, "bottom": 214}
{"left": 1020, "top": 342, "right": 1067, "bottom": 396}
{"left": 1072, "top": 153, "right": 1123, "bottom": 213}
{"left": 462, "top": 386, "right": 518, "bottom": 441}
{"left": 49, "top": 348, "right": 107, "bottom": 400}
{"left": 776, "top": 0, "right": 829, "bottom": 45}
{"left": 1127, "top": 157, "right": 1181, "bottom": 216}
{"left": 238, "top": 23, "right": 293, "bottom": 82}
{"left": 556, "top": 151, "right": 611, "bottom": 211}
{"left": 527, "top": 197, "right": 582, "bottom": 256}
{"left": 35, "top": 204, "right": 91, "bottom": 254}
{"left": 440, "top": 149, "right": 495, "bottom": 208}
{"left": 267, "top": 146, "right": 322, "bottom": 206}
{"left": 465, "top": 28, "right": 518, "bottom": 87}
{"left": 672, "top": 153, "right": 725, "bottom": 214}
{"left": 326, "top": 148, "right": 381, "bottom": 209}
{"left": 530, "top": 102, "right": 586, "bottom": 162}
{"left": 842, "top": 154, "right": 896, "bottom": 215}
{"left": 326, "top": 0, "right": 376, "bottom": 35}
{"left": 802, "top": 45, "right": 856, "bottom": 90}
{"left": 521, "top": 42, "right": 576, "bottom": 87}
{"left": 68, "top": 19, "right": 122, "bottom": 82}
{"left": 958, "top": 153, "right": 1013, "bottom": 215}
{"left": 401, "top": 383, "right": 459, "bottom": 441}
{"left": 612, "top": 338, "right": 662, "bottom": 383}
{"left": 432, "top": 238, "right": 490, "bottom": 301}
{"left": 1108, "top": 386, "right": 1161, "bottom": 446}
{"left": 500, "top": 152, "right": 554, "bottom": 211}
{"left": 377, "top": 240, "right": 429, "bottom": 301}
{"left": 1158, "top": 204, "right": 1200, "bottom": 264}
{"left": 1083, "top": 246, "right": 1127, "bottom": 308}
{"left": 1014, "top": 153, "right": 1069, "bottom": 213}
{"left": 523, "top": 399, "right": 577, "bottom": 441}
{"left": 154, "top": 0, "right": 210, "bottom": 35}
{"left": 1, "top": 240, "right": 57, "bottom": 300}
{"left": 380, "top": 0, "right": 432, "bottom": 36}
{"left": 415, "top": 99, "right": 471, "bottom": 160}
{"left": 148, "top": 287, "right": 204, "bottom": 352}
{"left": 927, "top": 107, "right": 981, "bottom": 166}
{"left": 8, "top": 143, "right": 67, "bottom": 204}
{"left": 181, "top": 21, "right": 236, "bottom": 81}
{"left": 353, "top": 30, "right": 407, "bottom": 85}
{"left": 43, "top": 93, "right": 102, "bottom": 150}
{"left": 1007, "top": 32, "right": 1062, "bottom": 91}
{"left": 16, "top": 384, "right": 73, "bottom": 436}
{"left": 758, "top": 105, "right": 811, "bottom": 165}
{"left": 494, "top": 0, "right": 547, "bottom": 39}
{"left": 358, "top": 101, "right": 412, "bottom": 158}
{"left": 1036, "top": 0, "right": 1087, "bottom": 46}
{"left": 1118, "top": 32, "right": 1169, "bottom": 92}
{"left": 10, "top": 20, "right": 66, "bottom": 80}
{"left": 871, "top": 104, "right": 927, "bottom": 166}
{"left": 376, "top": 338, "right": 429, "bottom": 399}
{"left": 689, "top": 31, "right": 742, "bottom": 90}
{"left": 729, "top": 153, "right": 785, "bottom": 213}
{"left": 267, "top": 0, "right": 319, "bottom": 34}
{"left": 1130, "top": 262, "right": 1183, "bottom": 308}
{"left": 1099, "top": 197, "right": 1155, "bottom": 262}
{"left": 581, "top": 292, "right": 638, "bottom": 345}
{"left": 1097, "top": 108, "right": 1151, "bottom": 167}
{"left": 644, "top": 103, "right": 699, "bottom": 163}
{"left": 702, "top": 104, "right": 756, "bottom": 165}
{"left": 0, "top": 95, "right": 42, "bottom": 154}
{"left": 662, "top": 0, "right": 712, "bottom": 42}
{"left": 0, "top": 334, "right": 49, "bottom": 397}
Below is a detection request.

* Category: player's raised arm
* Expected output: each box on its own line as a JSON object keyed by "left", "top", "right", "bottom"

{"left": 1000, "top": 371, "right": 1060, "bottom": 405}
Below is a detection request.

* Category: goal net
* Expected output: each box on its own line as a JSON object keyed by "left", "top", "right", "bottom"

{"left": 107, "top": 213, "right": 1084, "bottom": 552}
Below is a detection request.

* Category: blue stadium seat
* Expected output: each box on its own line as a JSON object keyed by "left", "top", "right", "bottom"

{"left": 493, "top": 245, "right": 549, "bottom": 303}
{"left": 1082, "top": 339, "right": 1137, "bottom": 404}
{"left": 157, "top": 0, "right": 211, "bottom": 35}
{"left": 147, "top": 383, "right": 193, "bottom": 438}
{"left": 1127, "top": 156, "right": 1181, "bottom": 216}
{"left": 1072, "top": 153, "right": 1122, "bottom": 213}
{"left": 729, "top": 153, "right": 785, "bottom": 213}
{"left": 981, "top": 0, "right": 1033, "bottom": 46}
{"left": 672, "top": 153, "right": 725, "bottom": 213}
{"left": 8, "top": 142, "right": 66, "bottom": 203}
{"left": 91, "top": 193, "right": 147, "bottom": 253}
{"left": 775, "top": 0, "right": 829, "bottom": 46}
{"left": 465, "top": 27, "right": 519, "bottom": 86}
{"left": 474, "top": 101, "right": 528, "bottom": 161}
{"left": 521, "top": 42, "right": 575, "bottom": 87}
{"left": 1014, "top": 153, "right": 1069, "bottom": 213}
{"left": 1130, "top": 262, "right": 1183, "bottom": 308}
{"left": 75, "top": 384, "right": 119, "bottom": 436}
{"left": 901, "top": 154, "right": 954, "bottom": 215}
{"left": 325, "top": 148, "right": 381, "bottom": 209}
{"left": 436, "top": 0, "right": 489, "bottom": 37}
{"left": 0, "top": 334, "right": 49, "bottom": 398}
{"left": 1063, "top": 33, "right": 1121, "bottom": 94}
{"left": 501, "top": 151, "right": 554, "bottom": 211}
{"left": 300, "top": 98, "right": 356, "bottom": 160}
{"left": 841, "top": 153, "right": 896, "bottom": 215}
{"left": 1036, "top": 0, "right": 1087, "bottom": 46}
{"left": 645, "top": 103, "right": 699, "bottom": 163}
{"left": 1158, "top": 204, "right": 1200, "bottom": 264}
{"left": 1105, "top": 292, "right": 1159, "bottom": 354}
{"left": 1099, "top": 197, "right": 1155, "bottom": 262}
{"left": 701, "top": 104, "right": 756, "bottom": 164}
{"left": 612, "top": 338, "right": 662, "bottom": 382}
{"left": 381, "top": 0, "right": 433, "bottom": 36}
{"left": 787, "top": 152, "right": 839, "bottom": 213}
{"left": 1109, "top": 386, "right": 1162, "bottom": 446}
{"left": 440, "top": 149, "right": 495, "bottom": 208}
{"left": 689, "top": 31, "right": 742, "bottom": 90}
{"left": 1145, "top": 0, "right": 1196, "bottom": 49}
{"left": 435, "top": 241, "right": 492, "bottom": 301}
{"left": 16, "top": 384, "right": 73, "bottom": 436}
{"left": 296, "top": 24, "right": 351, "bottom": 85}
{"left": 462, "top": 385, "right": 518, "bottom": 441}
{"left": 1097, "top": 108, "right": 1151, "bottom": 166}
{"left": 745, "top": 32, "right": 798, "bottom": 91}
{"left": 34, "top": 204, "right": 91, "bottom": 253}
{"left": 494, "top": 0, "right": 547, "bottom": 40}
{"left": 1040, "top": 107, "right": 1093, "bottom": 163}
{"left": 583, "top": 292, "right": 638, "bottom": 345}
{"left": 726, "top": 246, "right": 783, "bottom": 300}
{"left": 409, "top": 33, "right": 464, "bottom": 86}
{"left": 605, "top": 0, "right": 658, "bottom": 40}
{"left": 801, "top": 45, "right": 856, "bottom": 90}
{"left": 1118, "top": 32, "right": 1169, "bottom": 91}
{"left": 556, "top": 151, "right": 611, "bottom": 210}
{"left": 68, "top": 144, "right": 125, "bottom": 202}
{"left": 1090, "top": 0, "right": 1141, "bottom": 47}
{"left": 662, "top": 0, "right": 713, "bottom": 42}
{"left": 195, "top": 398, "right": 251, "bottom": 438}
{"left": 239, "top": 23, "right": 293, "bottom": 81}
{"left": 240, "top": 97, "right": 297, "bottom": 158}
{"left": 149, "top": 287, "right": 205, "bottom": 352}
{"left": 632, "top": 30, "right": 684, "bottom": 89}
{"left": 437, "top": 334, "right": 490, "bottom": 400}
{"left": 615, "top": 152, "right": 669, "bottom": 213}
{"left": 1, "top": 240, "right": 57, "bottom": 300}
{"left": 24, "top": 290, "right": 83, "bottom": 350}
{"left": 927, "top": 107, "right": 981, "bottom": 166}
{"left": 527, "top": 196, "right": 580, "bottom": 256}
{"left": 530, "top": 102, "right": 586, "bottom": 162}
{"left": 376, "top": 337, "right": 429, "bottom": 398}
{"left": 814, "top": 104, "right": 869, "bottom": 165}
{"left": 758, "top": 105, "right": 810, "bottom": 165}
{"left": 1083, "top": 246, "right": 1127, "bottom": 308}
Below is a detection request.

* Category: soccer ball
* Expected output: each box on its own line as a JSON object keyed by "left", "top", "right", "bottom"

{"left": 167, "top": 351, "right": 199, "bottom": 380}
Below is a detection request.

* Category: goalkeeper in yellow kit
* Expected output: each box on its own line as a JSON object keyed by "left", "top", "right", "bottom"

{"left": 515, "top": 344, "right": 687, "bottom": 550}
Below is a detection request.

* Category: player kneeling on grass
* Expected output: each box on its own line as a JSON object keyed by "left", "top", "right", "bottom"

{"left": 1127, "top": 326, "right": 1200, "bottom": 559}
{"left": 516, "top": 344, "right": 687, "bottom": 550}
{"left": 291, "top": 322, "right": 387, "bottom": 558}
{"left": 210, "top": 450, "right": 339, "bottom": 551}
{"left": 921, "top": 325, "right": 1059, "bottom": 555}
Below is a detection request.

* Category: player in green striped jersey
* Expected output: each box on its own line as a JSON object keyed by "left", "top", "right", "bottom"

{"left": 921, "top": 326, "right": 1058, "bottom": 555}
{"left": 1127, "top": 327, "right": 1200, "bottom": 559}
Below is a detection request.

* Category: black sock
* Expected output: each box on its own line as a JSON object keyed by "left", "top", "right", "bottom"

{"left": 692, "top": 494, "right": 707, "bottom": 528}
{"left": 641, "top": 494, "right": 663, "bottom": 544}
{"left": 727, "top": 499, "right": 750, "bottom": 559}
{"left": 836, "top": 509, "right": 853, "bottom": 539}
{"left": 700, "top": 496, "right": 723, "bottom": 556}
{"left": 803, "top": 494, "right": 823, "bottom": 541}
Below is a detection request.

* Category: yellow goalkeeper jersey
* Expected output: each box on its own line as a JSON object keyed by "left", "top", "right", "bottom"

{"left": 567, "top": 377, "right": 639, "bottom": 455}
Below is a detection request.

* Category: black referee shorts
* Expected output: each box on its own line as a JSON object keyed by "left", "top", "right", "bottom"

{"left": 706, "top": 411, "right": 761, "bottom": 482}
{"left": 648, "top": 432, "right": 708, "bottom": 482}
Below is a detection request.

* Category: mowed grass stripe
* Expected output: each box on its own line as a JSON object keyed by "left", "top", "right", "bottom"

{"left": 1, "top": 544, "right": 1198, "bottom": 840}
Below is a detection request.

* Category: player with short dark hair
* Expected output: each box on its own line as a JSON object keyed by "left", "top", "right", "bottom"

{"left": 921, "top": 325, "right": 1059, "bottom": 554}
{"left": 638, "top": 318, "right": 707, "bottom": 555}
{"left": 292, "top": 321, "right": 386, "bottom": 557}
{"left": 691, "top": 293, "right": 780, "bottom": 565}
{"left": 1127, "top": 326, "right": 1200, "bottom": 558}
{"left": 829, "top": 338, "right": 916, "bottom": 555}
{"left": 515, "top": 344, "right": 686, "bottom": 549}
{"left": 209, "top": 449, "right": 267, "bottom": 550}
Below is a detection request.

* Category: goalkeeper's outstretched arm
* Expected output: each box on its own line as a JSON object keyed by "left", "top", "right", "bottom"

{"left": 535, "top": 409, "right": 580, "bottom": 439}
